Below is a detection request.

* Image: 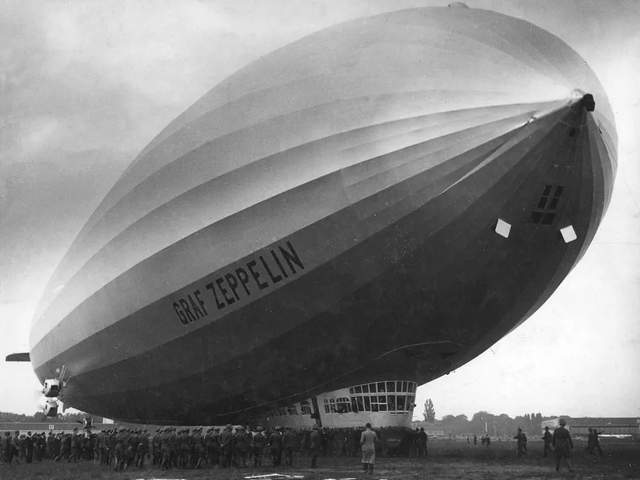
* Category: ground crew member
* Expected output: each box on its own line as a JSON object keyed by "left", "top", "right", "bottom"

{"left": 514, "top": 428, "right": 527, "bottom": 456}
{"left": 282, "top": 428, "right": 297, "bottom": 466}
{"left": 360, "top": 423, "right": 377, "bottom": 475}
{"left": 409, "top": 428, "right": 419, "bottom": 457}
{"left": 136, "top": 430, "right": 149, "bottom": 468}
{"left": 542, "top": 426, "right": 552, "bottom": 457}
{"left": 46, "top": 432, "right": 55, "bottom": 460}
{"left": 219, "top": 425, "right": 233, "bottom": 468}
{"left": 192, "top": 428, "right": 206, "bottom": 469}
{"left": 3, "top": 432, "right": 15, "bottom": 464}
{"left": 309, "top": 426, "right": 321, "bottom": 468}
{"left": 350, "top": 428, "right": 360, "bottom": 457}
{"left": 33, "top": 433, "right": 43, "bottom": 462}
{"left": 593, "top": 429, "right": 603, "bottom": 456}
{"left": 69, "top": 429, "right": 81, "bottom": 463}
{"left": 552, "top": 418, "right": 574, "bottom": 472}
{"left": 56, "top": 432, "right": 70, "bottom": 461}
{"left": 251, "top": 427, "right": 266, "bottom": 467}
{"left": 113, "top": 430, "right": 125, "bottom": 471}
{"left": 160, "top": 428, "right": 172, "bottom": 470}
{"left": 268, "top": 427, "right": 283, "bottom": 467}
{"left": 124, "top": 431, "right": 136, "bottom": 470}
{"left": 588, "top": 428, "right": 603, "bottom": 456}
{"left": 204, "top": 428, "right": 219, "bottom": 466}
{"left": 587, "top": 428, "right": 594, "bottom": 453}
{"left": 417, "top": 427, "right": 427, "bottom": 457}
{"left": 233, "top": 426, "right": 250, "bottom": 467}
{"left": 23, "top": 432, "right": 33, "bottom": 463}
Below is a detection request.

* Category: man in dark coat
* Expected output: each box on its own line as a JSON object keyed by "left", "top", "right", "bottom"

{"left": 542, "top": 426, "right": 553, "bottom": 457}
{"left": 251, "top": 427, "right": 267, "bottom": 467}
{"left": 514, "top": 428, "right": 527, "bottom": 456}
{"left": 309, "top": 426, "right": 321, "bottom": 468}
{"left": 591, "top": 428, "right": 603, "bottom": 456}
{"left": 417, "top": 428, "right": 428, "bottom": 457}
{"left": 219, "top": 425, "right": 234, "bottom": 468}
{"left": 282, "top": 428, "right": 297, "bottom": 466}
{"left": 23, "top": 432, "right": 34, "bottom": 463}
{"left": 268, "top": 427, "right": 283, "bottom": 467}
{"left": 552, "top": 418, "right": 573, "bottom": 472}
{"left": 233, "top": 426, "right": 250, "bottom": 467}
{"left": 3, "top": 432, "right": 15, "bottom": 464}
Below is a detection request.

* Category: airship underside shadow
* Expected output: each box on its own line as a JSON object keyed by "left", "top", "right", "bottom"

{"left": 34, "top": 95, "right": 612, "bottom": 424}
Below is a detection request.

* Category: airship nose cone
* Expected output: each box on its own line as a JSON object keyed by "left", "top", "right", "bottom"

{"left": 582, "top": 93, "right": 596, "bottom": 111}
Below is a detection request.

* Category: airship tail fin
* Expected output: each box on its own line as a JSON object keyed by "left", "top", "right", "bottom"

{"left": 5, "top": 352, "right": 30, "bottom": 362}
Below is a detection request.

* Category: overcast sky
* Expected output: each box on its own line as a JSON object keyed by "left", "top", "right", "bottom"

{"left": 1, "top": 0, "right": 639, "bottom": 419}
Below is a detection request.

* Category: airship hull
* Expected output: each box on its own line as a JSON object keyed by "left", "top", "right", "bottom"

{"left": 29, "top": 7, "right": 615, "bottom": 424}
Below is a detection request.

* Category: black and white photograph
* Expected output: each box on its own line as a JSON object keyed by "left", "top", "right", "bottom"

{"left": 1, "top": 1, "right": 639, "bottom": 478}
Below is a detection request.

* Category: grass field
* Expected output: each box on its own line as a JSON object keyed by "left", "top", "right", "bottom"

{"left": 1, "top": 438, "right": 638, "bottom": 480}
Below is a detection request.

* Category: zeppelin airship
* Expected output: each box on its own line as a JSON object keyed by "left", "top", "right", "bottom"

{"left": 19, "top": 6, "right": 616, "bottom": 425}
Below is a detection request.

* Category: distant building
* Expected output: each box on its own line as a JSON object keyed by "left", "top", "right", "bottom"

{"left": 541, "top": 418, "right": 640, "bottom": 437}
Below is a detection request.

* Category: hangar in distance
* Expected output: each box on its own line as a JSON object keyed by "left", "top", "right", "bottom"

{"left": 13, "top": 5, "right": 616, "bottom": 426}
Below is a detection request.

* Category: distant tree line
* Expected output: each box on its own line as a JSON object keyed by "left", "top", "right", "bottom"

{"left": 430, "top": 411, "right": 545, "bottom": 436}
{"left": 0, "top": 411, "right": 102, "bottom": 423}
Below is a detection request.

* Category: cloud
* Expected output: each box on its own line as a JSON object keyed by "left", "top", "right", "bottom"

{"left": 0, "top": 149, "right": 132, "bottom": 302}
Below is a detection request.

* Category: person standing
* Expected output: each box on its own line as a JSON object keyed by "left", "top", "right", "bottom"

{"left": 24, "top": 432, "right": 34, "bottom": 463}
{"left": 219, "top": 425, "right": 234, "bottom": 468}
{"left": 309, "top": 426, "right": 321, "bottom": 468}
{"left": 268, "top": 427, "right": 283, "bottom": 467}
{"left": 417, "top": 428, "right": 428, "bottom": 457}
{"left": 46, "top": 431, "right": 55, "bottom": 460}
{"left": 282, "top": 428, "right": 297, "bottom": 467}
{"left": 234, "top": 426, "right": 250, "bottom": 467}
{"left": 587, "top": 428, "right": 595, "bottom": 454}
{"left": 3, "top": 432, "right": 15, "bottom": 464}
{"left": 69, "top": 428, "right": 80, "bottom": 463}
{"left": 251, "top": 427, "right": 266, "bottom": 467}
{"left": 514, "top": 428, "right": 527, "bottom": 456}
{"left": 204, "top": 428, "right": 219, "bottom": 467}
{"left": 410, "top": 428, "right": 419, "bottom": 457}
{"left": 160, "top": 428, "right": 172, "bottom": 470}
{"left": 13, "top": 431, "right": 22, "bottom": 463}
{"left": 592, "top": 428, "right": 603, "bottom": 456}
{"left": 542, "top": 426, "right": 552, "bottom": 457}
{"left": 57, "top": 432, "right": 70, "bottom": 462}
{"left": 360, "top": 423, "right": 378, "bottom": 475}
{"left": 552, "top": 418, "right": 574, "bottom": 473}
{"left": 137, "top": 430, "right": 149, "bottom": 468}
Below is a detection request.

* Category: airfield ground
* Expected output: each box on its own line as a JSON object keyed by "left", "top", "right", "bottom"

{"left": 0, "top": 438, "right": 638, "bottom": 480}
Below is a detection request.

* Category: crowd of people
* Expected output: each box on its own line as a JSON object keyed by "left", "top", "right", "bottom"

{"left": 0, "top": 424, "right": 416, "bottom": 472}
{"left": 0, "top": 419, "right": 601, "bottom": 474}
